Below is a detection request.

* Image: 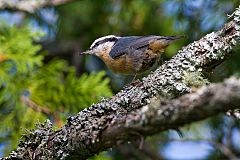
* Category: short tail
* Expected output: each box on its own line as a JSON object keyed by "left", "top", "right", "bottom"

{"left": 165, "top": 35, "right": 185, "bottom": 41}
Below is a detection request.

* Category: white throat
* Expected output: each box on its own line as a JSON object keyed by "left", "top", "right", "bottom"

{"left": 95, "top": 41, "right": 115, "bottom": 56}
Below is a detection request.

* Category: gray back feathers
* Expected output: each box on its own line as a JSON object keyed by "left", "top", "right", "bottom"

{"left": 109, "top": 35, "right": 183, "bottom": 59}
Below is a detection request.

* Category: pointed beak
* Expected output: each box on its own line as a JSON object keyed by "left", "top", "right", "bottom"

{"left": 79, "top": 49, "right": 94, "bottom": 55}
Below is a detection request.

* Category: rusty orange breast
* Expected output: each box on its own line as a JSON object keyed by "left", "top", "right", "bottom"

{"left": 101, "top": 53, "right": 135, "bottom": 74}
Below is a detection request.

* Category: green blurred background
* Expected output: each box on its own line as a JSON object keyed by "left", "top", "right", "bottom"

{"left": 0, "top": 0, "right": 240, "bottom": 159}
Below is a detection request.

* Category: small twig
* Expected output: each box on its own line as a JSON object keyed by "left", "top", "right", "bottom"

{"left": 0, "top": 0, "right": 76, "bottom": 13}
{"left": 210, "top": 141, "right": 238, "bottom": 159}
{"left": 21, "top": 96, "right": 51, "bottom": 115}
{"left": 21, "top": 96, "right": 64, "bottom": 127}
{"left": 163, "top": 138, "right": 238, "bottom": 159}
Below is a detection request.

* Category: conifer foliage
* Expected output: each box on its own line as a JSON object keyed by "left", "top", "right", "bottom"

{"left": 0, "top": 25, "right": 112, "bottom": 154}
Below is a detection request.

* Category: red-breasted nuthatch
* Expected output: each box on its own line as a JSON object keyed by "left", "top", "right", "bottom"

{"left": 80, "top": 35, "right": 183, "bottom": 75}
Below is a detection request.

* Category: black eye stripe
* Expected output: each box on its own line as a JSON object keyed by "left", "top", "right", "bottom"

{"left": 91, "top": 37, "right": 118, "bottom": 49}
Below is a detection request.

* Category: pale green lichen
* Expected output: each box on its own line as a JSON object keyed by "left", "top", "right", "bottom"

{"left": 182, "top": 71, "right": 209, "bottom": 87}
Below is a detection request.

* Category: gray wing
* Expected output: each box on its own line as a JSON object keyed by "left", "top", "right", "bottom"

{"left": 109, "top": 36, "right": 160, "bottom": 59}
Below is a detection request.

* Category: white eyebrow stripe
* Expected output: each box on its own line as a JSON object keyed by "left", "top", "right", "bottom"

{"left": 90, "top": 35, "right": 119, "bottom": 49}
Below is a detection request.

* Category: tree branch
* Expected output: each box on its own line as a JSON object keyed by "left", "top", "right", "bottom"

{"left": 2, "top": 6, "right": 240, "bottom": 160}
{"left": 0, "top": 0, "right": 75, "bottom": 13}
{"left": 100, "top": 77, "right": 240, "bottom": 149}
{"left": 21, "top": 96, "right": 51, "bottom": 115}
{"left": 158, "top": 138, "right": 238, "bottom": 159}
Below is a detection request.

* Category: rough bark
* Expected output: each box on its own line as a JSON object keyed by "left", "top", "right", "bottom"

{"left": 2, "top": 6, "right": 240, "bottom": 160}
{"left": 0, "top": 0, "right": 75, "bottom": 13}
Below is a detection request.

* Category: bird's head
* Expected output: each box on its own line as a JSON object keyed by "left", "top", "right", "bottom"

{"left": 81, "top": 35, "right": 120, "bottom": 57}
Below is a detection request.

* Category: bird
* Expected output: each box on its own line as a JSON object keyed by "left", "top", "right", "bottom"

{"left": 80, "top": 35, "right": 183, "bottom": 75}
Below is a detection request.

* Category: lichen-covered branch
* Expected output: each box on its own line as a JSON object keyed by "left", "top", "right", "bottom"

{"left": 99, "top": 77, "right": 240, "bottom": 156}
{"left": 0, "top": 0, "right": 75, "bottom": 13}
{"left": 2, "top": 6, "right": 240, "bottom": 160}
{"left": 4, "top": 77, "right": 240, "bottom": 160}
